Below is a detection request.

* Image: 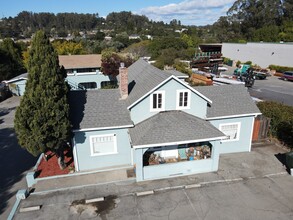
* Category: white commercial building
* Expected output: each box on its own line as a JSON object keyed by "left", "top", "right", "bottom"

{"left": 222, "top": 42, "right": 293, "bottom": 68}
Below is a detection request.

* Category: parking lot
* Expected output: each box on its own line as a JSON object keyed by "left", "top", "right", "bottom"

{"left": 13, "top": 144, "right": 293, "bottom": 220}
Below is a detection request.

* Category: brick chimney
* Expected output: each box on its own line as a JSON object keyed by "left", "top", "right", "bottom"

{"left": 119, "top": 63, "right": 128, "bottom": 99}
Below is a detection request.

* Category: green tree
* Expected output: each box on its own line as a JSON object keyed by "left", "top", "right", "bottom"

{"left": 14, "top": 31, "right": 72, "bottom": 169}
{"left": 0, "top": 38, "right": 26, "bottom": 81}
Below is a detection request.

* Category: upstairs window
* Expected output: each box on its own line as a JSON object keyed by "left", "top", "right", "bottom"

{"left": 219, "top": 122, "right": 241, "bottom": 141}
{"left": 150, "top": 91, "right": 165, "bottom": 111}
{"left": 78, "top": 82, "right": 97, "bottom": 89}
{"left": 90, "top": 134, "right": 117, "bottom": 156}
{"left": 177, "top": 90, "right": 190, "bottom": 109}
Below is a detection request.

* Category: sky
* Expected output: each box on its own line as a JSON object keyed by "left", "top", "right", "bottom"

{"left": 0, "top": 0, "right": 235, "bottom": 26}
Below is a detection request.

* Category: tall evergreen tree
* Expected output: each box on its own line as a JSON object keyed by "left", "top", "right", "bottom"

{"left": 14, "top": 31, "right": 71, "bottom": 169}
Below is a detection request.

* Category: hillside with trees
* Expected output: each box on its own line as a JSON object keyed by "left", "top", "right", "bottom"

{"left": 1, "top": 0, "right": 293, "bottom": 79}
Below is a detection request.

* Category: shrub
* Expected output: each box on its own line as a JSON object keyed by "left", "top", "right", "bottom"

{"left": 257, "top": 101, "right": 293, "bottom": 148}
{"left": 268, "top": 64, "right": 293, "bottom": 73}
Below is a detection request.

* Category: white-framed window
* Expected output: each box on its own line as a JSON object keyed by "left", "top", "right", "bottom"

{"left": 90, "top": 134, "right": 117, "bottom": 156}
{"left": 219, "top": 122, "right": 241, "bottom": 141}
{"left": 150, "top": 91, "right": 165, "bottom": 111}
{"left": 176, "top": 89, "right": 190, "bottom": 109}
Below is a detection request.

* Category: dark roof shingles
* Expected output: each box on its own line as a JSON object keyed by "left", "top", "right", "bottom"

{"left": 195, "top": 85, "right": 261, "bottom": 118}
{"left": 129, "top": 111, "right": 225, "bottom": 146}
{"left": 69, "top": 89, "right": 132, "bottom": 130}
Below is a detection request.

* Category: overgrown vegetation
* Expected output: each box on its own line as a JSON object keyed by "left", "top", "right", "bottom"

{"left": 257, "top": 101, "right": 293, "bottom": 149}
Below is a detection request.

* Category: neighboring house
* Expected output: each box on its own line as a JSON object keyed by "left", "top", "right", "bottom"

{"left": 3, "top": 73, "right": 28, "bottom": 96}
{"left": 69, "top": 59, "right": 261, "bottom": 181}
{"left": 59, "top": 54, "right": 110, "bottom": 90}
{"left": 3, "top": 54, "right": 111, "bottom": 95}
{"left": 129, "top": 34, "right": 140, "bottom": 40}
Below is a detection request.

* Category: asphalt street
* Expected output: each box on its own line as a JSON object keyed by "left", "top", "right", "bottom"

{"left": 248, "top": 76, "right": 293, "bottom": 106}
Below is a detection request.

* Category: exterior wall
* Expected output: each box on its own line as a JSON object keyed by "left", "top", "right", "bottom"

{"left": 134, "top": 140, "right": 221, "bottom": 181}
{"left": 9, "top": 79, "right": 27, "bottom": 96}
{"left": 66, "top": 72, "right": 110, "bottom": 89}
{"left": 222, "top": 42, "right": 293, "bottom": 68}
{"left": 130, "top": 78, "right": 208, "bottom": 124}
{"left": 209, "top": 116, "right": 255, "bottom": 154}
{"left": 73, "top": 128, "right": 132, "bottom": 171}
{"left": 10, "top": 73, "right": 111, "bottom": 95}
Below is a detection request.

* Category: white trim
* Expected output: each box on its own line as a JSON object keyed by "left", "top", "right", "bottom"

{"left": 73, "top": 124, "right": 133, "bottom": 132}
{"left": 150, "top": 90, "right": 165, "bottom": 112}
{"left": 76, "top": 72, "right": 98, "bottom": 76}
{"left": 219, "top": 122, "right": 241, "bottom": 142}
{"left": 5, "top": 77, "right": 28, "bottom": 84}
{"left": 127, "top": 75, "right": 212, "bottom": 110}
{"left": 206, "top": 113, "right": 261, "bottom": 120}
{"left": 248, "top": 116, "right": 256, "bottom": 152}
{"left": 132, "top": 136, "right": 226, "bottom": 149}
{"left": 66, "top": 73, "right": 75, "bottom": 76}
{"left": 72, "top": 138, "right": 79, "bottom": 172}
{"left": 176, "top": 89, "right": 191, "bottom": 110}
{"left": 90, "top": 134, "right": 118, "bottom": 156}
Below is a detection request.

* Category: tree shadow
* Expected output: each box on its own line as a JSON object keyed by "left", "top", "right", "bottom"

{"left": 0, "top": 127, "right": 37, "bottom": 216}
{"left": 275, "top": 153, "right": 290, "bottom": 174}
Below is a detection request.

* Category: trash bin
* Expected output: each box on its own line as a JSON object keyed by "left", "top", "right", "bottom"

{"left": 286, "top": 152, "right": 293, "bottom": 169}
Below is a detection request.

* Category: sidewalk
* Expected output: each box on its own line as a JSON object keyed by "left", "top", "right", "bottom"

{"left": 31, "top": 143, "right": 289, "bottom": 195}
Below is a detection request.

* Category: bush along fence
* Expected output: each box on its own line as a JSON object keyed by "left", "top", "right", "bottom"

{"left": 257, "top": 101, "right": 293, "bottom": 149}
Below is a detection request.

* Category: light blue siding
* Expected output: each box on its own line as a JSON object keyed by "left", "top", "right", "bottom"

{"left": 67, "top": 73, "right": 110, "bottom": 89}
{"left": 209, "top": 116, "right": 254, "bottom": 154}
{"left": 9, "top": 79, "right": 27, "bottom": 96}
{"left": 134, "top": 140, "right": 221, "bottom": 181}
{"left": 74, "top": 128, "right": 132, "bottom": 171}
{"left": 130, "top": 78, "right": 208, "bottom": 124}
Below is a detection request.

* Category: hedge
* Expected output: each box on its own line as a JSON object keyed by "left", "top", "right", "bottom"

{"left": 257, "top": 101, "right": 293, "bottom": 149}
{"left": 268, "top": 65, "right": 293, "bottom": 73}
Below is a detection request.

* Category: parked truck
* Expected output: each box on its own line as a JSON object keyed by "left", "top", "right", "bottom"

{"left": 234, "top": 64, "right": 267, "bottom": 80}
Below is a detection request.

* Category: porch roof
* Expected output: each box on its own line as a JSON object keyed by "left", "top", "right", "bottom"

{"left": 129, "top": 111, "right": 226, "bottom": 148}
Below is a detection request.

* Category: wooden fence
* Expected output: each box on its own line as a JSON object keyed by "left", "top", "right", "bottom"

{"left": 252, "top": 115, "right": 271, "bottom": 142}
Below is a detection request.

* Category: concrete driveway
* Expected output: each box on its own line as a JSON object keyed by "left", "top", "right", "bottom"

{"left": 0, "top": 96, "right": 37, "bottom": 219}
{"left": 13, "top": 144, "right": 293, "bottom": 220}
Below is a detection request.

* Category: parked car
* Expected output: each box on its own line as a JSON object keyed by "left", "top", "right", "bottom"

{"left": 253, "top": 71, "right": 267, "bottom": 80}
{"left": 282, "top": 71, "right": 293, "bottom": 81}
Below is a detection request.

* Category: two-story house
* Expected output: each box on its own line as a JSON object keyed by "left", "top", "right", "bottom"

{"left": 69, "top": 59, "right": 261, "bottom": 181}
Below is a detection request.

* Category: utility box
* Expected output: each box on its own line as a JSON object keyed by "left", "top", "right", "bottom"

{"left": 286, "top": 152, "right": 293, "bottom": 169}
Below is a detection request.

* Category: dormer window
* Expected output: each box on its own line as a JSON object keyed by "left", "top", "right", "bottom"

{"left": 176, "top": 89, "right": 190, "bottom": 109}
{"left": 150, "top": 91, "right": 165, "bottom": 111}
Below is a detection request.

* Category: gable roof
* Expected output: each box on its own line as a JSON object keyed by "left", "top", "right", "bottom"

{"left": 59, "top": 54, "right": 101, "bottom": 69}
{"left": 126, "top": 59, "right": 171, "bottom": 106}
{"left": 129, "top": 111, "right": 226, "bottom": 148}
{"left": 195, "top": 85, "right": 261, "bottom": 119}
{"left": 69, "top": 89, "right": 132, "bottom": 131}
{"left": 127, "top": 59, "right": 212, "bottom": 109}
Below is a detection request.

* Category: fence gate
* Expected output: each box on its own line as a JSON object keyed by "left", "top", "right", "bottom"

{"left": 252, "top": 115, "right": 271, "bottom": 142}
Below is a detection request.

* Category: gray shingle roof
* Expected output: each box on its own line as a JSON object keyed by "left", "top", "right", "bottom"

{"left": 129, "top": 111, "right": 225, "bottom": 147}
{"left": 195, "top": 85, "right": 261, "bottom": 118}
{"left": 164, "top": 69, "right": 189, "bottom": 78}
{"left": 69, "top": 89, "right": 132, "bottom": 130}
{"left": 127, "top": 59, "right": 171, "bottom": 106}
